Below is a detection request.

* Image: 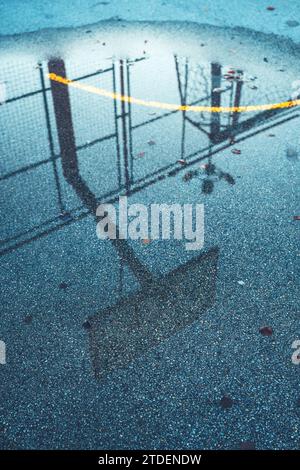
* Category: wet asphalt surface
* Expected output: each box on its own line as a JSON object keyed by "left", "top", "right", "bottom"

{"left": 0, "top": 21, "right": 299, "bottom": 449}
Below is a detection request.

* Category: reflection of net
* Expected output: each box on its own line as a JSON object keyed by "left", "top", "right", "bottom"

{"left": 176, "top": 58, "right": 294, "bottom": 132}
{"left": 241, "top": 84, "right": 289, "bottom": 108}
{"left": 176, "top": 59, "right": 208, "bottom": 129}
{"left": 176, "top": 58, "right": 236, "bottom": 128}
{"left": 186, "top": 63, "right": 211, "bottom": 124}
{"left": 186, "top": 64, "right": 210, "bottom": 103}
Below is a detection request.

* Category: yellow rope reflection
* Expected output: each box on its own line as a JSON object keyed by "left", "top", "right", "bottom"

{"left": 48, "top": 73, "right": 300, "bottom": 113}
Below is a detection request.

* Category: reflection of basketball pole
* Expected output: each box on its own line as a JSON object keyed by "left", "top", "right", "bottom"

{"left": 48, "top": 58, "right": 154, "bottom": 288}
{"left": 210, "top": 62, "right": 221, "bottom": 143}
{"left": 48, "top": 57, "right": 219, "bottom": 379}
{"left": 48, "top": 59, "right": 79, "bottom": 183}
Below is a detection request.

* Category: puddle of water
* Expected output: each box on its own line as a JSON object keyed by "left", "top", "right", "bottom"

{"left": 0, "top": 21, "right": 299, "bottom": 449}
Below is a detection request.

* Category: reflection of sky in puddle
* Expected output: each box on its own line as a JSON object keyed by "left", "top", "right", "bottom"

{"left": 0, "top": 23, "right": 299, "bottom": 450}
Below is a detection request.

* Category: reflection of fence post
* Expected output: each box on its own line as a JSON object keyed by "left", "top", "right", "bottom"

{"left": 119, "top": 60, "right": 131, "bottom": 192}
{"left": 210, "top": 62, "right": 221, "bottom": 143}
{"left": 48, "top": 59, "right": 78, "bottom": 183}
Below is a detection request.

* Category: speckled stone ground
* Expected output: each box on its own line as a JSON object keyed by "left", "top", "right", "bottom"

{"left": 0, "top": 4, "right": 299, "bottom": 450}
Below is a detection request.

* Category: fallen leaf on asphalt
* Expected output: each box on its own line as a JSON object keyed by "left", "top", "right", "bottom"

{"left": 259, "top": 326, "right": 273, "bottom": 336}
{"left": 220, "top": 396, "right": 234, "bottom": 409}
{"left": 222, "top": 173, "right": 235, "bottom": 185}
{"left": 24, "top": 315, "right": 33, "bottom": 325}
{"left": 59, "top": 281, "right": 69, "bottom": 290}
{"left": 83, "top": 320, "right": 92, "bottom": 330}
{"left": 183, "top": 171, "right": 194, "bottom": 182}
{"left": 136, "top": 151, "right": 145, "bottom": 158}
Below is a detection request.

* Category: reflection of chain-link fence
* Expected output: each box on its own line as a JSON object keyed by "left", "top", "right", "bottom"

{"left": 0, "top": 63, "right": 55, "bottom": 177}
{"left": 0, "top": 58, "right": 120, "bottom": 256}
{"left": 0, "top": 56, "right": 175, "bottom": 256}
{"left": 0, "top": 54, "right": 298, "bottom": 257}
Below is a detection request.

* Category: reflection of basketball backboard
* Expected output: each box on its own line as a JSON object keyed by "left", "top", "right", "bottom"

{"left": 88, "top": 247, "right": 219, "bottom": 379}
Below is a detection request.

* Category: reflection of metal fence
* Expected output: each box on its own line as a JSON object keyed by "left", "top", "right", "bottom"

{"left": 0, "top": 54, "right": 299, "bottom": 257}
{"left": 0, "top": 59, "right": 118, "bottom": 255}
